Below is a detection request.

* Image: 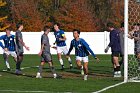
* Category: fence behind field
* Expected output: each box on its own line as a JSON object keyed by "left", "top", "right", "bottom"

{"left": 0, "top": 31, "right": 134, "bottom": 54}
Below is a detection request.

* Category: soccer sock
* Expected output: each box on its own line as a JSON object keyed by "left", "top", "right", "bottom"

{"left": 59, "top": 59, "right": 64, "bottom": 65}
{"left": 68, "top": 57, "right": 72, "bottom": 65}
{"left": 16, "top": 61, "right": 21, "bottom": 70}
{"left": 39, "top": 65, "right": 43, "bottom": 73}
{"left": 5, "top": 61, "right": 10, "bottom": 69}
{"left": 81, "top": 65, "right": 83, "bottom": 70}
{"left": 114, "top": 68, "right": 117, "bottom": 72}
{"left": 50, "top": 66, "right": 56, "bottom": 74}
{"left": 116, "top": 66, "right": 120, "bottom": 71}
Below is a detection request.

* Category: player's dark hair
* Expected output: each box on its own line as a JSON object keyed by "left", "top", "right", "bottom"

{"left": 121, "top": 22, "right": 124, "bottom": 28}
{"left": 54, "top": 22, "right": 60, "bottom": 27}
{"left": 107, "top": 22, "right": 114, "bottom": 28}
{"left": 73, "top": 29, "right": 80, "bottom": 35}
{"left": 43, "top": 26, "right": 50, "bottom": 32}
{"left": 16, "top": 23, "right": 23, "bottom": 29}
{"left": 5, "top": 27, "right": 12, "bottom": 31}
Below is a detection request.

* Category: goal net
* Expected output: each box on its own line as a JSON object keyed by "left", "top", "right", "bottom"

{"left": 126, "top": 0, "right": 140, "bottom": 82}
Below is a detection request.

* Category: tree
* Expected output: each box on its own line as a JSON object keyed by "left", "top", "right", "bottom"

{"left": 11, "top": 0, "right": 47, "bottom": 31}
{"left": 0, "top": 0, "right": 10, "bottom": 31}
{"left": 53, "top": 0, "right": 100, "bottom": 32}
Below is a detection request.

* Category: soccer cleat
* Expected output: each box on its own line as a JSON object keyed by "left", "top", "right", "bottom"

{"left": 70, "top": 65, "right": 73, "bottom": 69}
{"left": 36, "top": 72, "right": 42, "bottom": 78}
{"left": 61, "top": 65, "right": 65, "bottom": 70}
{"left": 113, "top": 71, "right": 118, "bottom": 77}
{"left": 114, "top": 71, "right": 122, "bottom": 77}
{"left": 15, "top": 69, "right": 22, "bottom": 75}
{"left": 7, "top": 68, "right": 11, "bottom": 71}
{"left": 84, "top": 75, "right": 88, "bottom": 80}
{"left": 117, "top": 71, "right": 122, "bottom": 77}
{"left": 81, "top": 69, "right": 84, "bottom": 75}
{"left": 54, "top": 74, "right": 62, "bottom": 79}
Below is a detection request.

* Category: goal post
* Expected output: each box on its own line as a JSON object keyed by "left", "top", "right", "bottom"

{"left": 124, "top": 0, "right": 128, "bottom": 82}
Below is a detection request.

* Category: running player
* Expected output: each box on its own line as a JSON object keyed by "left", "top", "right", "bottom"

{"left": 53, "top": 23, "right": 73, "bottom": 70}
{"left": 0, "top": 28, "right": 17, "bottom": 71}
{"left": 67, "top": 29, "right": 99, "bottom": 80}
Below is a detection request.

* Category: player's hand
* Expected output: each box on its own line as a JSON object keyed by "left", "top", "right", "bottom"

{"left": 25, "top": 46, "right": 30, "bottom": 51}
{"left": 4, "top": 48, "right": 8, "bottom": 52}
{"left": 4, "top": 48, "right": 9, "bottom": 55}
{"left": 104, "top": 46, "right": 109, "bottom": 53}
{"left": 51, "top": 46, "right": 57, "bottom": 50}
{"left": 38, "top": 51, "right": 42, "bottom": 56}
{"left": 59, "top": 38, "right": 63, "bottom": 41}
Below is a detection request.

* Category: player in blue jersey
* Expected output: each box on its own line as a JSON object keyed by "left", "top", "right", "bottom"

{"left": 105, "top": 22, "right": 121, "bottom": 77}
{"left": 0, "top": 28, "right": 17, "bottom": 71}
{"left": 53, "top": 23, "right": 73, "bottom": 70}
{"left": 0, "top": 41, "right": 4, "bottom": 49}
{"left": 67, "top": 29, "right": 99, "bottom": 80}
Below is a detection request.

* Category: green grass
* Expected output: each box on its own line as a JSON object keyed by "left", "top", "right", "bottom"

{"left": 0, "top": 54, "right": 139, "bottom": 93}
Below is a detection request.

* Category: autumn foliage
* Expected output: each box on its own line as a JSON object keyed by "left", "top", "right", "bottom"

{"left": 4, "top": 0, "right": 124, "bottom": 32}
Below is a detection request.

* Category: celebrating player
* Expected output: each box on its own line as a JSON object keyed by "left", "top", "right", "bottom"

{"left": 105, "top": 22, "right": 121, "bottom": 77}
{"left": 15, "top": 23, "right": 29, "bottom": 74}
{"left": 0, "top": 28, "right": 17, "bottom": 71}
{"left": 36, "top": 26, "right": 61, "bottom": 78}
{"left": 67, "top": 29, "right": 99, "bottom": 80}
{"left": 53, "top": 23, "right": 73, "bottom": 70}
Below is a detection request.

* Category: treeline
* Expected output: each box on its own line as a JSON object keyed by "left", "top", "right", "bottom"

{"left": 1, "top": 0, "right": 124, "bottom": 32}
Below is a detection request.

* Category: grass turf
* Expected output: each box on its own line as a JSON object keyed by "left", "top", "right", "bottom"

{"left": 0, "top": 54, "right": 139, "bottom": 93}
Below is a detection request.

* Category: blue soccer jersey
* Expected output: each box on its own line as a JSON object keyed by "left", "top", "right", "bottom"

{"left": 0, "top": 41, "right": 4, "bottom": 49}
{"left": 68, "top": 38, "right": 96, "bottom": 58}
{"left": 0, "top": 35, "right": 16, "bottom": 51}
{"left": 54, "top": 30, "right": 66, "bottom": 47}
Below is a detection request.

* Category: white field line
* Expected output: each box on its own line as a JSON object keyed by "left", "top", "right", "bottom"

{"left": 93, "top": 81, "right": 126, "bottom": 93}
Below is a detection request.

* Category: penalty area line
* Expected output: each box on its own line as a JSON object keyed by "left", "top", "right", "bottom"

{"left": 92, "top": 81, "right": 126, "bottom": 93}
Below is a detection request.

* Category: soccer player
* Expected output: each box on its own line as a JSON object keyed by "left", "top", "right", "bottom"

{"left": 129, "top": 23, "right": 140, "bottom": 70}
{"left": 105, "top": 22, "right": 121, "bottom": 77}
{"left": 0, "top": 28, "right": 17, "bottom": 71}
{"left": 67, "top": 29, "right": 99, "bottom": 80}
{"left": 36, "top": 26, "right": 61, "bottom": 78}
{"left": 119, "top": 22, "right": 124, "bottom": 66}
{"left": 53, "top": 23, "right": 73, "bottom": 70}
{"left": 0, "top": 41, "right": 4, "bottom": 49}
{"left": 15, "top": 23, "right": 29, "bottom": 74}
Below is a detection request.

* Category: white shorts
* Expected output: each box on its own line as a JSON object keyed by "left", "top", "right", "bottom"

{"left": 57, "top": 46, "right": 68, "bottom": 55}
{"left": 76, "top": 56, "right": 89, "bottom": 63}
{"left": 4, "top": 51, "right": 17, "bottom": 58}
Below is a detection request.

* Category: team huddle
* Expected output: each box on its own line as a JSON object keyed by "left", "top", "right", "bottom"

{"left": 0, "top": 22, "right": 139, "bottom": 80}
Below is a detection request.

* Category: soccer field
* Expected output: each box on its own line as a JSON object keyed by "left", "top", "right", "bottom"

{"left": 0, "top": 54, "right": 139, "bottom": 93}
